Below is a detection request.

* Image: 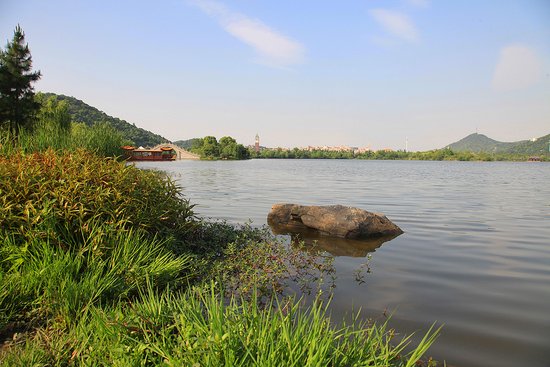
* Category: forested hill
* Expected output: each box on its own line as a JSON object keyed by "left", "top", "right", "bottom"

{"left": 42, "top": 93, "right": 168, "bottom": 147}
{"left": 446, "top": 133, "right": 549, "bottom": 155}
{"left": 505, "top": 133, "right": 550, "bottom": 155}
{"left": 173, "top": 138, "right": 200, "bottom": 150}
{"left": 446, "top": 133, "right": 515, "bottom": 152}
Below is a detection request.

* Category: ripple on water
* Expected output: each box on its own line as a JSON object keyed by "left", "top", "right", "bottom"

{"left": 135, "top": 159, "right": 550, "bottom": 367}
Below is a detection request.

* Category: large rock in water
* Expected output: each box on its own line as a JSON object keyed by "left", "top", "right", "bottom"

{"left": 267, "top": 204, "right": 403, "bottom": 239}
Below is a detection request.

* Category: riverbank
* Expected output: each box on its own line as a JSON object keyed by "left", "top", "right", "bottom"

{"left": 251, "top": 147, "right": 549, "bottom": 161}
{"left": 0, "top": 148, "right": 440, "bottom": 366}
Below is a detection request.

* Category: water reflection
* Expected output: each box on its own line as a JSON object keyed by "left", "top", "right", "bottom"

{"left": 269, "top": 224, "right": 402, "bottom": 257}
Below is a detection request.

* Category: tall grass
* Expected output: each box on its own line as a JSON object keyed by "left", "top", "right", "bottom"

{"left": 1, "top": 283, "right": 440, "bottom": 366}
{"left": 0, "top": 121, "right": 128, "bottom": 158}
{"left": 1, "top": 227, "right": 194, "bottom": 326}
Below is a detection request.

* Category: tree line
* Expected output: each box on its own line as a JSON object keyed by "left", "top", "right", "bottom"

{"left": 190, "top": 136, "right": 250, "bottom": 160}
{"left": 251, "top": 147, "right": 547, "bottom": 161}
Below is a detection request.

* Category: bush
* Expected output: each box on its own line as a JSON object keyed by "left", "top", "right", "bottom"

{"left": 0, "top": 149, "right": 197, "bottom": 334}
{"left": 0, "top": 149, "right": 196, "bottom": 245}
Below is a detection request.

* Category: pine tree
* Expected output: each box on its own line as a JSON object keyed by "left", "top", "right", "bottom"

{"left": 0, "top": 25, "right": 41, "bottom": 134}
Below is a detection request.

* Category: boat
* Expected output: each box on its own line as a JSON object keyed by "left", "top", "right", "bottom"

{"left": 122, "top": 146, "right": 176, "bottom": 161}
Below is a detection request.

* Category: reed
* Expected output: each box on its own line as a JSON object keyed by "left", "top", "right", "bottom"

{"left": 0, "top": 121, "right": 128, "bottom": 158}
{"left": 1, "top": 282, "right": 440, "bottom": 366}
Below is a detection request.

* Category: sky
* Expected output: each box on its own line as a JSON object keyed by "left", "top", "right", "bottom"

{"left": 1, "top": 0, "right": 549, "bottom": 151}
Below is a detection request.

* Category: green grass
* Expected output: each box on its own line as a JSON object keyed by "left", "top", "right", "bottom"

{"left": 1, "top": 227, "right": 194, "bottom": 326}
{"left": 1, "top": 121, "right": 129, "bottom": 158}
{"left": 1, "top": 282, "right": 440, "bottom": 367}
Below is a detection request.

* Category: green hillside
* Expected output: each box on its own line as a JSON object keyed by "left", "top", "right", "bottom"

{"left": 505, "top": 134, "right": 550, "bottom": 155}
{"left": 174, "top": 138, "right": 200, "bottom": 150}
{"left": 446, "top": 133, "right": 515, "bottom": 152}
{"left": 446, "top": 133, "right": 549, "bottom": 156}
{"left": 42, "top": 93, "right": 168, "bottom": 147}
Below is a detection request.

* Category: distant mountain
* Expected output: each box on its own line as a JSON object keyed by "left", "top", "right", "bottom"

{"left": 42, "top": 93, "right": 168, "bottom": 147}
{"left": 446, "top": 133, "right": 515, "bottom": 152}
{"left": 446, "top": 133, "right": 549, "bottom": 155}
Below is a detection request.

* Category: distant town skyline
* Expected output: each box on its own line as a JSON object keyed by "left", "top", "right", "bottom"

{"left": 1, "top": 0, "right": 549, "bottom": 151}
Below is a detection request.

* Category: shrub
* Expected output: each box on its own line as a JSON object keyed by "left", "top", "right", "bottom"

{"left": 0, "top": 149, "right": 196, "bottom": 246}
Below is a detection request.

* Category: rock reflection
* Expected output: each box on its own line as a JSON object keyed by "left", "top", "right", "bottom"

{"left": 269, "top": 225, "right": 402, "bottom": 257}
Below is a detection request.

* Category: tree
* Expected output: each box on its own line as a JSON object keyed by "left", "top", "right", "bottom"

{"left": 0, "top": 25, "right": 41, "bottom": 134}
{"left": 201, "top": 136, "right": 219, "bottom": 158}
{"left": 234, "top": 143, "right": 250, "bottom": 160}
{"left": 219, "top": 136, "right": 237, "bottom": 159}
{"left": 190, "top": 135, "right": 250, "bottom": 160}
{"left": 36, "top": 93, "right": 72, "bottom": 132}
{"left": 219, "top": 136, "right": 236, "bottom": 148}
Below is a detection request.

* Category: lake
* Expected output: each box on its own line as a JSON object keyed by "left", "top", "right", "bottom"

{"left": 135, "top": 159, "right": 550, "bottom": 367}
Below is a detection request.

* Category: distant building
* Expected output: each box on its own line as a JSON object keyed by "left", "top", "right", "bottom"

{"left": 301, "top": 145, "right": 357, "bottom": 152}
{"left": 255, "top": 134, "right": 260, "bottom": 153}
{"left": 354, "top": 146, "right": 371, "bottom": 154}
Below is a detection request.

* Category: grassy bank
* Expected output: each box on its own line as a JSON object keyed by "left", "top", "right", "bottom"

{"left": 0, "top": 135, "right": 441, "bottom": 365}
{"left": 0, "top": 120, "right": 128, "bottom": 158}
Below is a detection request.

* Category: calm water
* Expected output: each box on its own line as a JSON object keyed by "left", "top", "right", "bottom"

{"left": 136, "top": 159, "right": 550, "bottom": 367}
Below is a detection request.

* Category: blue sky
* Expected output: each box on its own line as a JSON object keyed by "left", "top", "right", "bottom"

{"left": 1, "top": 0, "right": 549, "bottom": 150}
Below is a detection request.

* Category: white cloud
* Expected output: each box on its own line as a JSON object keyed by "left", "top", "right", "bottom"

{"left": 189, "top": 0, "right": 305, "bottom": 68}
{"left": 369, "top": 8, "right": 419, "bottom": 42}
{"left": 224, "top": 18, "right": 304, "bottom": 67}
{"left": 492, "top": 45, "right": 543, "bottom": 91}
